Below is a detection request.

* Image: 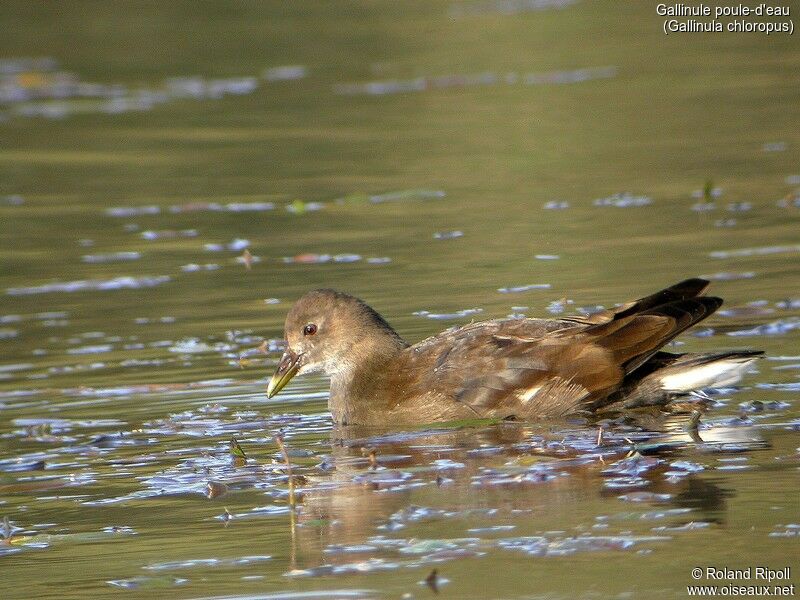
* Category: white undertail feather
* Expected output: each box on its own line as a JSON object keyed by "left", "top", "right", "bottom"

{"left": 659, "top": 357, "right": 760, "bottom": 393}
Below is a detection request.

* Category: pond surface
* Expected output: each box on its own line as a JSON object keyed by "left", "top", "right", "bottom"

{"left": 1, "top": 2, "right": 799, "bottom": 599}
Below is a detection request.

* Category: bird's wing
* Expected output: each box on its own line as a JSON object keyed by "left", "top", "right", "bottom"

{"left": 401, "top": 279, "right": 721, "bottom": 419}
{"left": 405, "top": 318, "right": 622, "bottom": 419}
{"left": 559, "top": 277, "right": 712, "bottom": 326}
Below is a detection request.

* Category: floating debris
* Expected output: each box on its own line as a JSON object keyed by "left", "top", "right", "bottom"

{"left": 618, "top": 492, "right": 672, "bottom": 503}
{"left": 81, "top": 252, "right": 141, "bottom": 263}
{"left": 166, "top": 201, "right": 275, "bottom": 213}
{"left": 281, "top": 253, "right": 387, "bottom": 265}
{"left": 0, "top": 58, "right": 265, "bottom": 122}
{"left": 134, "top": 316, "right": 176, "bottom": 324}
{"left": 498, "top": 283, "right": 551, "bottom": 293}
{"left": 334, "top": 74, "right": 486, "bottom": 96}
{"left": 776, "top": 299, "right": 800, "bottom": 309}
{"left": 333, "top": 189, "right": 446, "bottom": 204}
{"left": 546, "top": 298, "right": 574, "bottom": 314}
{"left": 3, "top": 194, "right": 25, "bottom": 205}
{"left": 467, "top": 525, "right": 516, "bottom": 533}
{"left": 283, "top": 254, "right": 329, "bottom": 264}
{"left": 324, "top": 544, "right": 380, "bottom": 555}
{"left": 264, "top": 65, "right": 308, "bottom": 81}
{"left": 225, "top": 201, "right": 275, "bottom": 212}
{"left": 602, "top": 453, "right": 661, "bottom": 477}
{"left": 204, "top": 238, "right": 250, "bottom": 252}
{"left": 771, "top": 363, "right": 800, "bottom": 371}
{"left": 699, "top": 272, "right": 755, "bottom": 281}
{"left": 768, "top": 524, "right": 800, "bottom": 538}
{"left": 106, "top": 576, "right": 188, "bottom": 590}
{"left": 140, "top": 229, "right": 198, "bottom": 240}
{"left": 368, "top": 189, "right": 445, "bottom": 203}
{"left": 286, "top": 199, "right": 324, "bottom": 214}
{"left": 413, "top": 308, "right": 483, "bottom": 320}
{"left": 652, "top": 521, "right": 711, "bottom": 532}
{"left": 576, "top": 305, "right": 606, "bottom": 315}
{"left": 717, "top": 304, "right": 774, "bottom": 318}
{"left": 164, "top": 76, "right": 258, "bottom": 99}
{"left": 333, "top": 254, "right": 362, "bottom": 263}
{"left": 593, "top": 193, "right": 651, "bottom": 208}
{"left": 144, "top": 555, "right": 271, "bottom": 571}
{"left": 180, "top": 263, "right": 220, "bottom": 272}
{"left": 756, "top": 382, "right": 800, "bottom": 392}
{"left": 433, "top": 230, "right": 463, "bottom": 240}
{"left": 228, "top": 238, "right": 251, "bottom": 251}
{"left": 763, "top": 142, "right": 787, "bottom": 152}
{"left": 66, "top": 344, "right": 113, "bottom": 355}
{"left": 726, "top": 318, "right": 800, "bottom": 337}
{"left": 726, "top": 202, "right": 752, "bottom": 212}
{"left": 524, "top": 66, "right": 617, "bottom": 85}
{"left": 543, "top": 200, "right": 569, "bottom": 210}
{"left": 106, "top": 205, "right": 161, "bottom": 217}
{"left": 37, "top": 311, "right": 69, "bottom": 320}
{"left": 497, "top": 533, "right": 667, "bottom": 556}
{"left": 667, "top": 460, "right": 705, "bottom": 474}
{"left": 7, "top": 275, "right": 171, "bottom": 295}
{"left": 535, "top": 254, "right": 559, "bottom": 260}
{"left": 738, "top": 400, "right": 790, "bottom": 413}
{"left": 334, "top": 67, "right": 615, "bottom": 96}
{"left": 709, "top": 244, "right": 800, "bottom": 259}
{"left": 211, "top": 505, "right": 290, "bottom": 521}
{"left": 776, "top": 192, "right": 800, "bottom": 208}
{"left": 168, "top": 338, "right": 232, "bottom": 354}
{"left": 286, "top": 558, "right": 401, "bottom": 578}
{"left": 380, "top": 506, "right": 495, "bottom": 531}
{"left": 450, "top": 0, "right": 578, "bottom": 17}
{"left": 0, "top": 363, "right": 33, "bottom": 373}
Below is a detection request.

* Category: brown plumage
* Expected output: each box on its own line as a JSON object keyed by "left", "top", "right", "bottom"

{"left": 266, "top": 279, "right": 762, "bottom": 426}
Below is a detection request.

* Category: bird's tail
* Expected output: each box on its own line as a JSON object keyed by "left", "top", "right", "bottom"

{"left": 610, "top": 349, "right": 765, "bottom": 410}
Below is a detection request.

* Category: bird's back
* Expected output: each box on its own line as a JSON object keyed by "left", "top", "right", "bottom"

{"left": 391, "top": 278, "right": 721, "bottom": 420}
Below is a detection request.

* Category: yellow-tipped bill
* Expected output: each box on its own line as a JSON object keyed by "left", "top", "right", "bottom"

{"left": 267, "top": 351, "right": 300, "bottom": 398}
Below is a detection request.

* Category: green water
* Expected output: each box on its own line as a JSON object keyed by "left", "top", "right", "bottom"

{"left": 1, "top": 2, "right": 799, "bottom": 598}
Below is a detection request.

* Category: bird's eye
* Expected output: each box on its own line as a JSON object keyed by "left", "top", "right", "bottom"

{"left": 303, "top": 323, "right": 318, "bottom": 336}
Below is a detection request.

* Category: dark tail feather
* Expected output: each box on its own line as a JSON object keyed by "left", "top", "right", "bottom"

{"left": 610, "top": 278, "right": 711, "bottom": 321}
{"left": 564, "top": 278, "right": 711, "bottom": 326}
{"left": 589, "top": 296, "right": 723, "bottom": 375}
{"left": 624, "top": 296, "right": 723, "bottom": 372}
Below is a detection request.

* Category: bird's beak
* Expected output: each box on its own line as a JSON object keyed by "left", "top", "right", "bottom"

{"left": 267, "top": 350, "right": 301, "bottom": 398}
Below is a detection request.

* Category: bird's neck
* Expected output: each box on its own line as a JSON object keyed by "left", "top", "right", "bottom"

{"left": 328, "top": 330, "right": 407, "bottom": 426}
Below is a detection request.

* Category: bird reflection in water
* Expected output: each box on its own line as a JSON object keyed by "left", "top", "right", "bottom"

{"left": 279, "top": 417, "right": 765, "bottom": 570}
